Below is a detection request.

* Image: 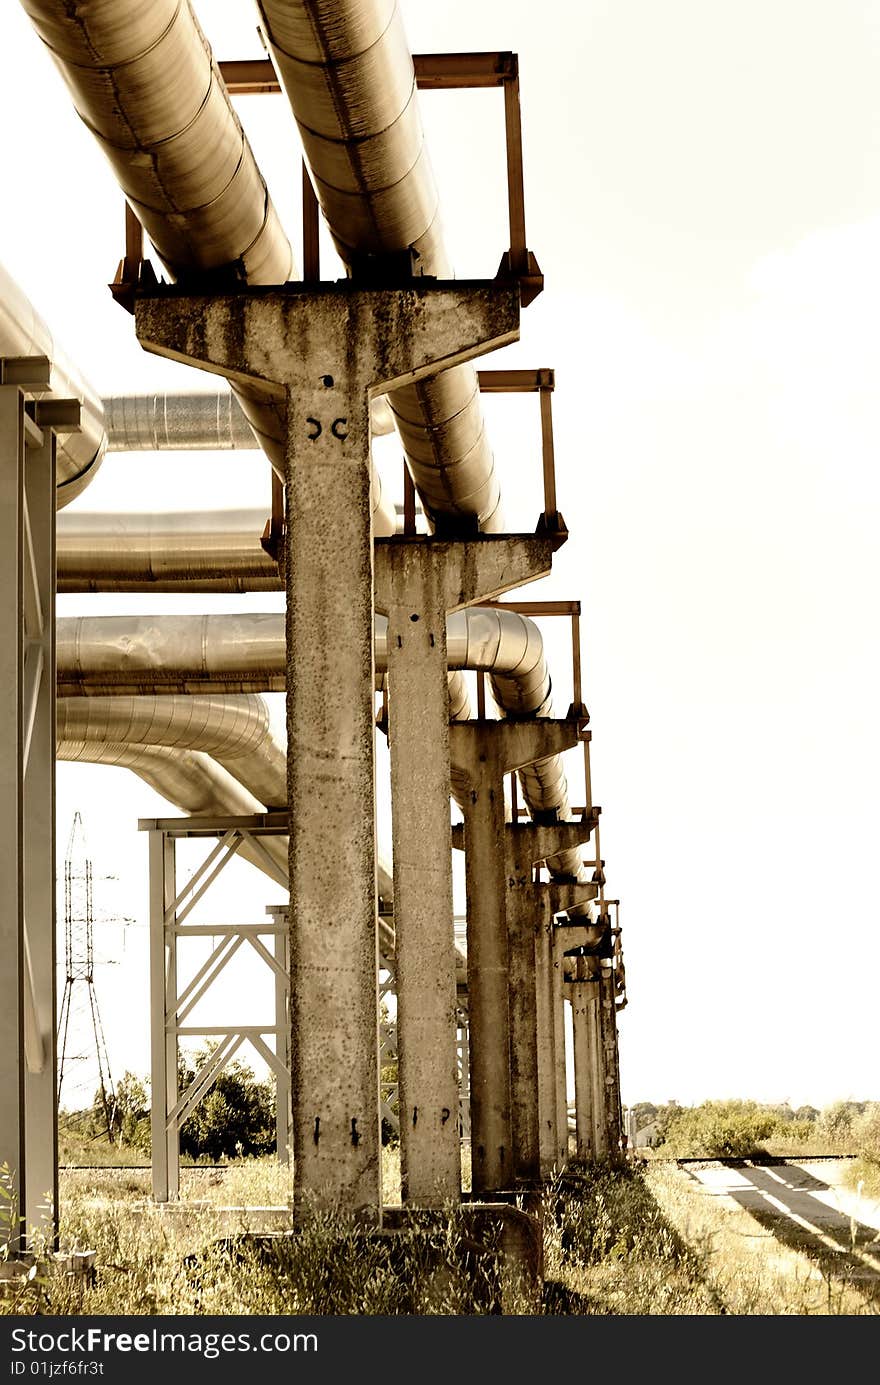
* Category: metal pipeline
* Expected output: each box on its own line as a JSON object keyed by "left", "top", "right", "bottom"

{"left": 102, "top": 389, "right": 395, "bottom": 450}
{"left": 56, "top": 508, "right": 282, "bottom": 592}
{"left": 22, "top": 0, "right": 580, "bottom": 877}
{"left": 18, "top": 0, "right": 397, "bottom": 532}
{"left": 256, "top": 0, "right": 503, "bottom": 533}
{"left": 0, "top": 260, "right": 106, "bottom": 506}
{"left": 57, "top": 739, "right": 290, "bottom": 885}
{"left": 19, "top": 0, "right": 291, "bottom": 284}
{"left": 56, "top": 608, "right": 586, "bottom": 879}
{"left": 58, "top": 694, "right": 402, "bottom": 955}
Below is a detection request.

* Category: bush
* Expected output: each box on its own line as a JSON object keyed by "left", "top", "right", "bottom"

{"left": 657, "top": 1100, "right": 777, "bottom": 1158}
{"left": 851, "top": 1103, "right": 880, "bottom": 1165}
{"left": 818, "top": 1100, "right": 865, "bottom": 1146}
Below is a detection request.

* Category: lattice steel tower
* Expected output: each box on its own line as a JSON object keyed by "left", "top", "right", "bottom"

{"left": 57, "top": 812, "right": 116, "bottom": 1137}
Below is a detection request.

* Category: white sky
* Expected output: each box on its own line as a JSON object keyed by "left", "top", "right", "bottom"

{"left": 1, "top": 1, "right": 878, "bottom": 1112}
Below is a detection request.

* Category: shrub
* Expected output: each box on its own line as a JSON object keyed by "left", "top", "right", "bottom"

{"left": 657, "top": 1100, "right": 777, "bottom": 1158}
{"left": 818, "top": 1100, "right": 865, "bottom": 1146}
{"left": 851, "top": 1103, "right": 880, "bottom": 1165}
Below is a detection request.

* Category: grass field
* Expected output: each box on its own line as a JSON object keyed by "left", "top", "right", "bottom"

{"left": 3, "top": 1151, "right": 878, "bottom": 1316}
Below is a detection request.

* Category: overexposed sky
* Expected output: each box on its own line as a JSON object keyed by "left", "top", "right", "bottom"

{"left": 1, "top": 2, "right": 878, "bottom": 1112}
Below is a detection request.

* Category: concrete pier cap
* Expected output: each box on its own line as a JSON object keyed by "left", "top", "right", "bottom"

{"left": 134, "top": 279, "right": 521, "bottom": 405}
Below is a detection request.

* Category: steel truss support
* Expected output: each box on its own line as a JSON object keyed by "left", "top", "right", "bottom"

{"left": 141, "top": 814, "right": 291, "bottom": 1202}
{"left": 0, "top": 360, "right": 77, "bottom": 1248}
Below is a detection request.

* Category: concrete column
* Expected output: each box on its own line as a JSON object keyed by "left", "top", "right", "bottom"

{"left": 571, "top": 961, "right": 598, "bottom": 1162}
{"left": 501, "top": 820, "right": 599, "bottom": 1181}
{"left": 506, "top": 880, "right": 597, "bottom": 1181}
{"left": 0, "top": 386, "right": 26, "bottom": 1244}
{"left": 599, "top": 962, "right": 623, "bottom": 1161}
{"left": 137, "top": 281, "right": 519, "bottom": 1217}
{"left": 553, "top": 938, "right": 570, "bottom": 1167}
{"left": 534, "top": 916, "right": 558, "bottom": 1173}
{"left": 448, "top": 719, "right": 583, "bottom": 1193}
{"left": 589, "top": 959, "right": 609, "bottom": 1160}
{"left": 375, "top": 537, "right": 557, "bottom": 1205}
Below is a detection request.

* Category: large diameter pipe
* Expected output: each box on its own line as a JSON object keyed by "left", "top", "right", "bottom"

{"left": 56, "top": 607, "right": 583, "bottom": 877}
{"left": 20, "top": 0, "right": 291, "bottom": 285}
{"left": 257, "top": 0, "right": 502, "bottom": 533}
{"left": 19, "top": 1, "right": 397, "bottom": 534}
{"left": 56, "top": 509, "right": 282, "bottom": 592}
{"left": 102, "top": 390, "right": 395, "bottom": 451}
{"left": 0, "top": 261, "right": 106, "bottom": 506}
{"left": 57, "top": 741, "right": 290, "bottom": 886}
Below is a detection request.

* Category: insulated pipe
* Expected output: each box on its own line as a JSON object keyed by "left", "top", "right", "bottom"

{"left": 56, "top": 608, "right": 585, "bottom": 878}
{"left": 57, "top": 740, "right": 290, "bottom": 885}
{"left": 56, "top": 509, "right": 282, "bottom": 592}
{"left": 57, "top": 692, "right": 287, "bottom": 806}
{"left": 58, "top": 717, "right": 400, "bottom": 941}
{"left": 0, "top": 260, "right": 106, "bottom": 506}
{"left": 56, "top": 692, "right": 274, "bottom": 761}
{"left": 256, "top": 0, "right": 503, "bottom": 533}
{"left": 19, "top": 0, "right": 291, "bottom": 284}
{"left": 19, "top": 0, "right": 397, "bottom": 533}
{"left": 102, "top": 390, "right": 395, "bottom": 450}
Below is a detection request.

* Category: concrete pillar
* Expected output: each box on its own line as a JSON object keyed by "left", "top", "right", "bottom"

{"left": 599, "top": 961, "right": 623, "bottom": 1161}
{"left": 506, "top": 880, "right": 597, "bottom": 1181}
{"left": 589, "top": 959, "right": 609, "bottom": 1160}
{"left": 375, "top": 537, "right": 557, "bottom": 1205}
{"left": 448, "top": 719, "right": 584, "bottom": 1193}
{"left": 500, "top": 820, "right": 599, "bottom": 1181}
{"left": 553, "top": 938, "right": 570, "bottom": 1167}
{"left": 137, "top": 281, "right": 519, "bottom": 1217}
{"left": 571, "top": 959, "right": 599, "bottom": 1162}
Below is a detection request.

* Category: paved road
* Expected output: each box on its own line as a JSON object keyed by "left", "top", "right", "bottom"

{"left": 683, "top": 1158, "right": 880, "bottom": 1291}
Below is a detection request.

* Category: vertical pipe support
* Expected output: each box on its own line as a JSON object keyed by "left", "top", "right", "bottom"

{"left": 448, "top": 719, "right": 584, "bottom": 1193}
{"left": 136, "top": 281, "right": 520, "bottom": 1218}
{"left": 375, "top": 535, "right": 558, "bottom": 1204}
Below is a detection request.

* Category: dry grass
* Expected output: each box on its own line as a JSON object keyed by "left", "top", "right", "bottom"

{"left": 6, "top": 1153, "right": 878, "bottom": 1316}
{"left": 643, "top": 1161, "right": 878, "bottom": 1314}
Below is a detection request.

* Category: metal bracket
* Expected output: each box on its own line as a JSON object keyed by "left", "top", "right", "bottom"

{"left": 215, "top": 52, "right": 542, "bottom": 304}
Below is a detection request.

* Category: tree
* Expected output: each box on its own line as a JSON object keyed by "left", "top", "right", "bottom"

{"left": 177, "top": 1046, "right": 276, "bottom": 1160}
{"left": 112, "top": 1070, "right": 150, "bottom": 1149}
{"left": 659, "top": 1100, "right": 777, "bottom": 1158}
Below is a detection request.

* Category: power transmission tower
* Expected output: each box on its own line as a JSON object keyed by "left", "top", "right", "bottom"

{"left": 57, "top": 811, "right": 117, "bottom": 1139}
